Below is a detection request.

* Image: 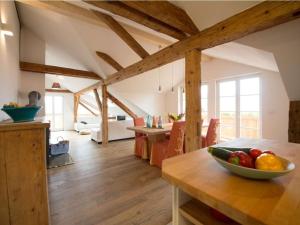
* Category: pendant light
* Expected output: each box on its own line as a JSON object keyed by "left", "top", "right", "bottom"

{"left": 171, "top": 63, "right": 174, "bottom": 92}
{"left": 158, "top": 67, "right": 162, "bottom": 92}
{"left": 157, "top": 45, "right": 162, "bottom": 93}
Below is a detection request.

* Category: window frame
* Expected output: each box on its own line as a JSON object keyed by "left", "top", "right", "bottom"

{"left": 216, "top": 74, "right": 262, "bottom": 141}
{"left": 178, "top": 83, "right": 209, "bottom": 120}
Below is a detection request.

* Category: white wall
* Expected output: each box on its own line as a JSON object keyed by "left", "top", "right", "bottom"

{"left": 19, "top": 27, "right": 45, "bottom": 116}
{"left": 0, "top": 1, "right": 20, "bottom": 121}
{"left": 166, "top": 58, "right": 289, "bottom": 142}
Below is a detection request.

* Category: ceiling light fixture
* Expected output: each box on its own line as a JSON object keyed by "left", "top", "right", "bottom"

{"left": 0, "top": 22, "right": 13, "bottom": 37}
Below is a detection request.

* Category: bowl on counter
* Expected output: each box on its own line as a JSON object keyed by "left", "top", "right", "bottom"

{"left": 213, "top": 156, "right": 295, "bottom": 180}
{"left": 1, "top": 106, "right": 41, "bottom": 122}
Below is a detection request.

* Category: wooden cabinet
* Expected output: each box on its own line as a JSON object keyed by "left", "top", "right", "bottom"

{"left": 0, "top": 120, "right": 50, "bottom": 225}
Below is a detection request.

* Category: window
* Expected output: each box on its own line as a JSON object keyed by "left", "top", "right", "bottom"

{"left": 217, "top": 76, "right": 260, "bottom": 140}
{"left": 179, "top": 84, "right": 208, "bottom": 124}
{"left": 201, "top": 84, "right": 208, "bottom": 124}
{"left": 45, "top": 95, "right": 64, "bottom": 131}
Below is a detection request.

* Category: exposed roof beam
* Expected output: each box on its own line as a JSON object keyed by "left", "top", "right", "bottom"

{"left": 84, "top": 1, "right": 187, "bottom": 40}
{"left": 92, "top": 11, "right": 149, "bottom": 59}
{"left": 79, "top": 101, "right": 98, "bottom": 116}
{"left": 20, "top": 61, "right": 103, "bottom": 80}
{"left": 93, "top": 89, "right": 102, "bottom": 112}
{"left": 75, "top": 81, "right": 102, "bottom": 95}
{"left": 104, "top": 1, "right": 300, "bottom": 85}
{"left": 80, "top": 98, "right": 98, "bottom": 111}
{"left": 107, "top": 92, "right": 137, "bottom": 119}
{"left": 45, "top": 89, "right": 73, "bottom": 93}
{"left": 96, "top": 51, "right": 123, "bottom": 71}
{"left": 16, "top": 0, "right": 172, "bottom": 46}
{"left": 122, "top": 1, "right": 199, "bottom": 35}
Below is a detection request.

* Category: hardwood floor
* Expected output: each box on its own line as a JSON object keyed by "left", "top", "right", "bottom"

{"left": 48, "top": 132, "right": 172, "bottom": 225}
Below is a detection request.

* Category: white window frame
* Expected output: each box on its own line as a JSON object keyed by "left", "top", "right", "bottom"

{"left": 178, "top": 83, "right": 209, "bottom": 119}
{"left": 216, "top": 74, "right": 262, "bottom": 140}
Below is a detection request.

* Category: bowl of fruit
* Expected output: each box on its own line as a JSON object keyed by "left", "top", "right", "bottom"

{"left": 208, "top": 146, "right": 295, "bottom": 179}
{"left": 1, "top": 102, "right": 41, "bottom": 123}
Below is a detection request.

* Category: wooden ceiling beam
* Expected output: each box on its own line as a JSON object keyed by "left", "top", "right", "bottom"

{"left": 79, "top": 101, "right": 98, "bottom": 116}
{"left": 16, "top": 0, "right": 172, "bottom": 46}
{"left": 20, "top": 61, "right": 103, "bottom": 80}
{"left": 75, "top": 81, "right": 102, "bottom": 95}
{"left": 96, "top": 51, "right": 123, "bottom": 71}
{"left": 107, "top": 92, "right": 138, "bottom": 119}
{"left": 104, "top": 1, "right": 300, "bottom": 85}
{"left": 45, "top": 89, "right": 73, "bottom": 93}
{"left": 122, "top": 1, "right": 199, "bottom": 35}
{"left": 84, "top": 1, "right": 187, "bottom": 40}
{"left": 93, "top": 89, "right": 102, "bottom": 113}
{"left": 92, "top": 11, "right": 149, "bottom": 59}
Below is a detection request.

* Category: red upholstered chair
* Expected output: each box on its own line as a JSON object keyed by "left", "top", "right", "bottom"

{"left": 151, "top": 121, "right": 186, "bottom": 168}
{"left": 201, "top": 118, "right": 219, "bottom": 148}
{"left": 134, "top": 117, "right": 148, "bottom": 158}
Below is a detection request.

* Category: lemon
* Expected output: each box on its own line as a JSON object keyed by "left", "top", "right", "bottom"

{"left": 255, "top": 153, "right": 284, "bottom": 171}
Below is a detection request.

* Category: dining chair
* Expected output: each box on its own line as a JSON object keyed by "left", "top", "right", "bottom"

{"left": 151, "top": 121, "right": 186, "bottom": 168}
{"left": 133, "top": 117, "right": 148, "bottom": 158}
{"left": 201, "top": 118, "right": 219, "bottom": 148}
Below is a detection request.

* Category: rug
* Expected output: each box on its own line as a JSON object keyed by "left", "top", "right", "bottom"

{"left": 47, "top": 153, "right": 75, "bottom": 169}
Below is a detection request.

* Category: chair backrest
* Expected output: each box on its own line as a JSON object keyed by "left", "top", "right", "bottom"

{"left": 165, "top": 121, "right": 186, "bottom": 158}
{"left": 134, "top": 117, "right": 145, "bottom": 137}
{"left": 206, "top": 118, "right": 219, "bottom": 147}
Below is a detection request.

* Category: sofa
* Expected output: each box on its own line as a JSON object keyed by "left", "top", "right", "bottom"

{"left": 91, "top": 118, "right": 135, "bottom": 143}
{"left": 74, "top": 117, "right": 100, "bottom": 132}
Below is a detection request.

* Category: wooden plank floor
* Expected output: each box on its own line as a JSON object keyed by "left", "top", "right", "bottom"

{"left": 48, "top": 132, "right": 172, "bottom": 225}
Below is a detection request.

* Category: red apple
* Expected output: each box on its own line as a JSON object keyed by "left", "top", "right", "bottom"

{"left": 249, "top": 148, "right": 263, "bottom": 160}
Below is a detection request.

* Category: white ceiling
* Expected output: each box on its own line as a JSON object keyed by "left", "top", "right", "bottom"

{"left": 17, "top": 1, "right": 299, "bottom": 99}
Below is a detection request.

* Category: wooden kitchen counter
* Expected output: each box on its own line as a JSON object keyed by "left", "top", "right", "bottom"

{"left": 0, "top": 119, "right": 50, "bottom": 225}
{"left": 162, "top": 139, "right": 300, "bottom": 225}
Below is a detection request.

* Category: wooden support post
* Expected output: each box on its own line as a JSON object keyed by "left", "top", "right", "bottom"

{"left": 102, "top": 85, "right": 109, "bottom": 145}
{"left": 185, "top": 49, "right": 201, "bottom": 152}
{"left": 74, "top": 94, "right": 80, "bottom": 123}
{"left": 93, "top": 89, "right": 102, "bottom": 113}
{"left": 289, "top": 101, "right": 300, "bottom": 143}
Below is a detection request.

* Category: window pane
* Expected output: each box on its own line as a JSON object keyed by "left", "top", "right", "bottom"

{"left": 201, "top": 112, "right": 208, "bottom": 125}
{"left": 220, "top": 97, "right": 235, "bottom": 111}
{"left": 240, "top": 128, "right": 259, "bottom": 138}
{"left": 201, "top": 85, "right": 208, "bottom": 98}
{"left": 220, "top": 81, "right": 236, "bottom": 96}
{"left": 45, "top": 96, "right": 52, "bottom": 114}
{"left": 240, "top": 95, "right": 259, "bottom": 111}
{"left": 220, "top": 112, "right": 236, "bottom": 126}
{"left": 201, "top": 99, "right": 208, "bottom": 112}
{"left": 240, "top": 77, "right": 259, "bottom": 95}
{"left": 54, "top": 96, "right": 63, "bottom": 114}
{"left": 240, "top": 112, "right": 259, "bottom": 129}
{"left": 220, "top": 126, "right": 236, "bottom": 140}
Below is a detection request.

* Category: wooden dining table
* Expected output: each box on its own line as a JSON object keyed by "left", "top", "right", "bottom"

{"left": 127, "top": 122, "right": 209, "bottom": 163}
{"left": 127, "top": 123, "right": 173, "bottom": 162}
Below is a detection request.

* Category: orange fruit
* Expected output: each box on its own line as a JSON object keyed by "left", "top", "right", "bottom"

{"left": 255, "top": 153, "right": 284, "bottom": 171}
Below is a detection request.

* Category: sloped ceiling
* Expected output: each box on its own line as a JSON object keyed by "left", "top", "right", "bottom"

{"left": 17, "top": 0, "right": 296, "bottom": 98}
{"left": 238, "top": 19, "right": 300, "bottom": 100}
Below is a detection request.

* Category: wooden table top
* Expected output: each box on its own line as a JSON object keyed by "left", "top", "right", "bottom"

{"left": 162, "top": 138, "right": 300, "bottom": 225}
{"left": 127, "top": 123, "right": 173, "bottom": 135}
